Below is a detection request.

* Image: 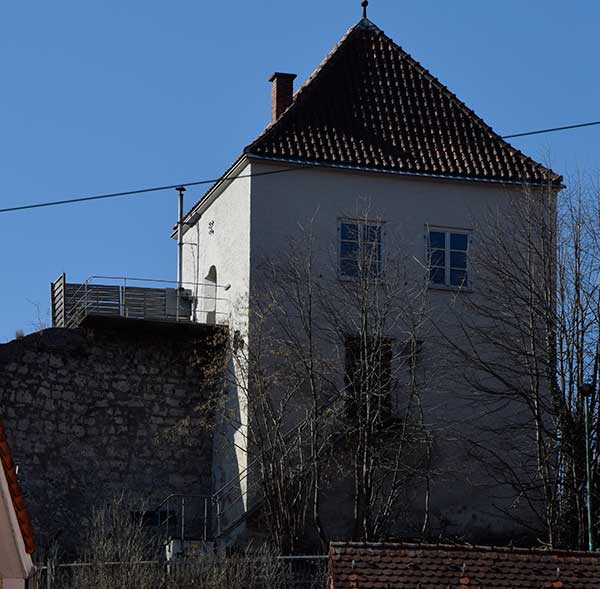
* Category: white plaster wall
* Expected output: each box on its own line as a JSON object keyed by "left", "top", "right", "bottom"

{"left": 0, "top": 469, "right": 33, "bottom": 582}
{"left": 182, "top": 156, "right": 551, "bottom": 542}
{"left": 181, "top": 160, "right": 252, "bottom": 529}
{"left": 248, "top": 160, "right": 542, "bottom": 541}
{"left": 181, "top": 160, "right": 252, "bottom": 331}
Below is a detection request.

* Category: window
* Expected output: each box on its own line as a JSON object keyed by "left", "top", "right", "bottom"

{"left": 427, "top": 229, "right": 470, "bottom": 288}
{"left": 344, "top": 335, "right": 393, "bottom": 421}
{"left": 339, "top": 220, "right": 383, "bottom": 279}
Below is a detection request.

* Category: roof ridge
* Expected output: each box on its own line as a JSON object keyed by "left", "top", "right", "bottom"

{"left": 245, "top": 20, "right": 561, "bottom": 185}
{"left": 244, "top": 21, "right": 364, "bottom": 155}
{"left": 330, "top": 541, "right": 599, "bottom": 558}
{"left": 184, "top": 16, "right": 562, "bottom": 223}
{"left": 376, "top": 28, "right": 556, "bottom": 180}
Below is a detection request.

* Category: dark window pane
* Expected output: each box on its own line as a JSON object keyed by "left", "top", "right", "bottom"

{"left": 363, "top": 224, "right": 381, "bottom": 243}
{"left": 430, "top": 267, "right": 445, "bottom": 284}
{"left": 363, "top": 239, "right": 381, "bottom": 261}
{"left": 341, "top": 223, "right": 359, "bottom": 241}
{"left": 430, "top": 249, "right": 445, "bottom": 267}
{"left": 345, "top": 335, "right": 393, "bottom": 423}
{"left": 450, "top": 251, "right": 467, "bottom": 269}
{"left": 429, "top": 231, "right": 445, "bottom": 249}
{"left": 450, "top": 269, "right": 468, "bottom": 286}
{"left": 340, "top": 258, "right": 359, "bottom": 277}
{"left": 340, "top": 240, "right": 359, "bottom": 258}
{"left": 450, "top": 233, "right": 468, "bottom": 251}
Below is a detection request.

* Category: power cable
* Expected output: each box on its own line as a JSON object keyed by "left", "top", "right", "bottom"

{"left": 502, "top": 120, "right": 600, "bottom": 139}
{"left": 1, "top": 118, "right": 599, "bottom": 215}
{"left": 0, "top": 167, "right": 303, "bottom": 214}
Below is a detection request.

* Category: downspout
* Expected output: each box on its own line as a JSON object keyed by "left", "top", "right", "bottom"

{"left": 176, "top": 186, "right": 186, "bottom": 290}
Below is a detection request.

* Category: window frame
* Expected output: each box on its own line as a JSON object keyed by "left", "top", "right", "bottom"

{"left": 344, "top": 334, "right": 394, "bottom": 422}
{"left": 337, "top": 217, "right": 385, "bottom": 281}
{"left": 425, "top": 225, "right": 472, "bottom": 290}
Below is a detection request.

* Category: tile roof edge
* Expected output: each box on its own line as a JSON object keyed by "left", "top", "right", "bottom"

{"left": 182, "top": 21, "right": 367, "bottom": 228}
{"left": 328, "top": 541, "right": 600, "bottom": 558}
{"left": 0, "top": 418, "right": 36, "bottom": 555}
{"left": 246, "top": 154, "right": 561, "bottom": 189}
{"left": 244, "top": 20, "right": 364, "bottom": 156}
{"left": 177, "top": 154, "right": 249, "bottom": 232}
{"left": 245, "top": 18, "right": 561, "bottom": 185}
{"left": 377, "top": 31, "right": 561, "bottom": 183}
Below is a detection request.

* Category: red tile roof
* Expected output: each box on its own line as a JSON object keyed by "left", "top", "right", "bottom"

{"left": 183, "top": 17, "right": 561, "bottom": 224}
{"left": 246, "top": 18, "right": 561, "bottom": 187}
{"left": 0, "top": 419, "right": 35, "bottom": 554}
{"left": 327, "top": 543, "right": 600, "bottom": 588}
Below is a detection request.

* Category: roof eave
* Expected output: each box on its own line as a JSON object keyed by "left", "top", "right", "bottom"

{"left": 170, "top": 155, "right": 251, "bottom": 238}
{"left": 246, "top": 153, "right": 563, "bottom": 190}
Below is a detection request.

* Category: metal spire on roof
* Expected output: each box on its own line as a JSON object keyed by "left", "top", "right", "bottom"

{"left": 362, "top": 0, "right": 368, "bottom": 19}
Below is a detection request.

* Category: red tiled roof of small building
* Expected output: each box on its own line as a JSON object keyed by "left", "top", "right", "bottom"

{"left": 0, "top": 418, "right": 35, "bottom": 554}
{"left": 246, "top": 18, "right": 562, "bottom": 187}
{"left": 327, "top": 542, "right": 600, "bottom": 588}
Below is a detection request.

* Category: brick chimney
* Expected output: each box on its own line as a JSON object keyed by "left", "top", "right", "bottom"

{"left": 269, "top": 72, "right": 297, "bottom": 122}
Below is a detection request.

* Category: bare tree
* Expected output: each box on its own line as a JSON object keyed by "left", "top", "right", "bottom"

{"left": 442, "top": 176, "right": 600, "bottom": 548}
{"left": 35, "top": 496, "right": 287, "bottom": 589}
{"left": 68, "top": 494, "right": 162, "bottom": 589}
{"left": 225, "top": 210, "right": 436, "bottom": 551}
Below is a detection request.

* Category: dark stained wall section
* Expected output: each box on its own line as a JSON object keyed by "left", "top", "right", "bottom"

{"left": 0, "top": 319, "right": 225, "bottom": 554}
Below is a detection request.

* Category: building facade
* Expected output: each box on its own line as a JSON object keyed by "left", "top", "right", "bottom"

{"left": 179, "top": 14, "right": 561, "bottom": 544}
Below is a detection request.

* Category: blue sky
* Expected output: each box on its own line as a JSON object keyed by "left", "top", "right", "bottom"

{"left": 1, "top": 0, "right": 599, "bottom": 342}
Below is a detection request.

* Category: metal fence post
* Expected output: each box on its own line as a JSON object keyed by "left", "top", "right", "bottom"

{"left": 216, "top": 496, "right": 221, "bottom": 537}
{"left": 181, "top": 496, "right": 185, "bottom": 545}
{"left": 204, "top": 497, "right": 208, "bottom": 542}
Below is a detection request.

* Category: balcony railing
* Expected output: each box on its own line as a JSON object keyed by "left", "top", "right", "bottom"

{"left": 51, "top": 274, "right": 229, "bottom": 328}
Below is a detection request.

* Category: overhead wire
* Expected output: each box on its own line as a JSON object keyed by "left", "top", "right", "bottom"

{"left": 502, "top": 120, "right": 600, "bottom": 139}
{"left": 1, "top": 118, "right": 599, "bottom": 215}
{"left": 0, "top": 167, "right": 303, "bottom": 214}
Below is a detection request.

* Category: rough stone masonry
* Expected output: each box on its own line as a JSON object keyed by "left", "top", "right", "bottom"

{"left": 0, "top": 317, "right": 226, "bottom": 555}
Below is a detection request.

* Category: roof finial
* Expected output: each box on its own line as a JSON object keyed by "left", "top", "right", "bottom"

{"left": 362, "top": 0, "right": 368, "bottom": 19}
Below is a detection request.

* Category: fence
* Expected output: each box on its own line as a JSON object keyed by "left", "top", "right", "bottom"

{"left": 51, "top": 274, "right": 230, "bottom": 328}
{"left": 30, "top": 555, "right": 327, "bottom": 589}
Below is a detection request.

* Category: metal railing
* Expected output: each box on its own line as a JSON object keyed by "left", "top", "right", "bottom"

{"left": 211, "top": 422, "right": 310, "bottom": 540}
{"left": 211, "top": 400, "right": 345, "bottom": 540}
{"left": 155, "top": 493, "right": 212, "bottom": 543}
{"left": 31, "top": 556, "right": 328, "bottom": 589}
{"left": 51, "top": 273, "right": 230, "bottom": 328}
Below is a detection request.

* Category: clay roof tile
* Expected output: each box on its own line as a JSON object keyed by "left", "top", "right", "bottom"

{"left": 328, "top": 543, "right": 600, "bottom": 588}
{"left": 0, "top": 418, "right": 35, "bottom": 554}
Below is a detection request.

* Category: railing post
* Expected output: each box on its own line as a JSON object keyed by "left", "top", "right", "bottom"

{"left": 121, "top": 277, "right": 126, "bottom": 317}
{"left": 167, "top": 496, "right": 171, "bottom": 539}
{"left": 216, "top": 496, "right": 221, "bottom": 537}
{"left": 204, "top": 497, "right": 208, "bottom": 541}
{"left": 181, "top": 496, "right": 185, "bottom": 545}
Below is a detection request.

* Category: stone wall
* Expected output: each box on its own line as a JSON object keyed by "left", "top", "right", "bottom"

{"left": 0, "top": 317, "right": 225, "bottom": 555}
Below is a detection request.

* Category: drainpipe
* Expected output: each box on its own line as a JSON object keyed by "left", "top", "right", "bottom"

{"left": 176, "top": 186, "right": 186, "bottom": 291}
{"left": 581, "top": 383, "right": 595, "bottom": 551}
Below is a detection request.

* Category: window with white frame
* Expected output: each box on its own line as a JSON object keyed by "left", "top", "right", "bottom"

{"left": 339, "top": 220, "right": 383, "bottom": 279}
{"left": 427, "top": 228, "right": 470, "bottom": 288}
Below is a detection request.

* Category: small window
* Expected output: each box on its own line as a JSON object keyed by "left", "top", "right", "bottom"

{"left": 339, "top": 220, "right": 383, "bottom": 279}
{"left": 344, "top": 335, "right": 393, "bottom": 421}
{"left": 427, "top": 228, "right": 470, "bottom": 288}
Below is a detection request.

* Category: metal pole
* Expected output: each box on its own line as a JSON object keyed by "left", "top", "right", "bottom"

{"left": 176, "top": 186, "right": 186, "bottom": 291}
{"left": 167, "top": 496, "right": 171, "bottom": 538}
{"left": 181, "top": 496, "right": 185, "bottom": 545}
{"left": 204, "top": 497, "right": 208, "bottom": 542}
{"left": 581, "top": 383, "right": 595, "bottom": 551}
{"left": 175, "top": 186, "right": 186, "bottom": 323}
{"left": 216, "top": 497, "right": 221, "bottom": 537}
